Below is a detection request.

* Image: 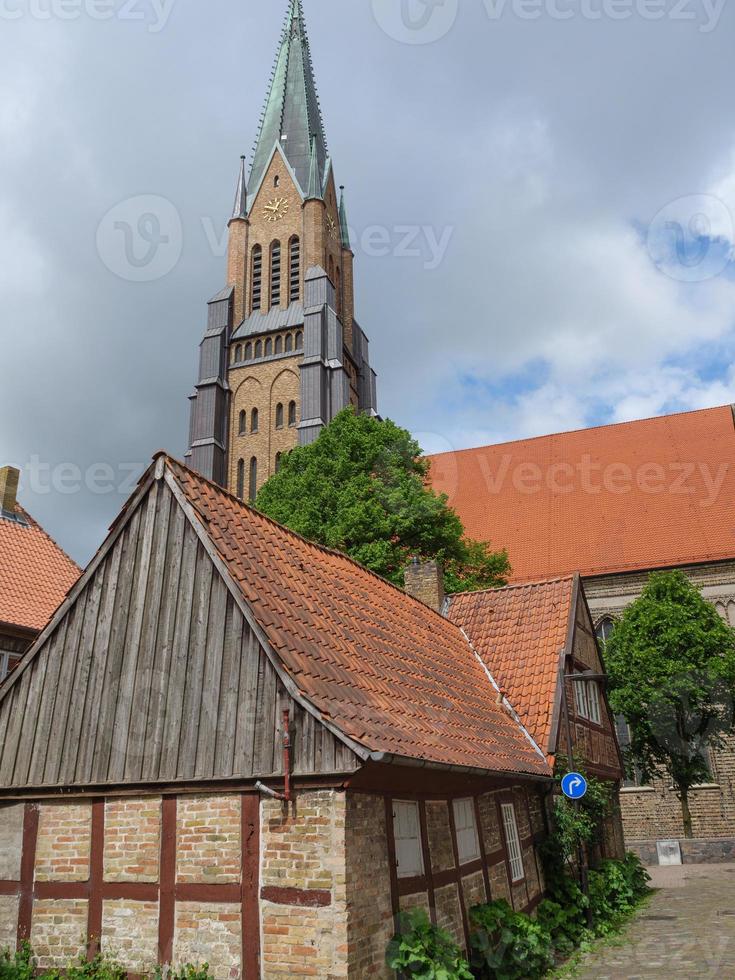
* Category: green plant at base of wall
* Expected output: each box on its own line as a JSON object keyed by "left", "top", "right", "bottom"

{"left": 469, "top": 900, "right": 554, "bottom": 979}
{"left": 0, "top": 946, "right": 214, "bottom": 980}
{"left": 386, "top": 908, "right": 473, "bottom": 979}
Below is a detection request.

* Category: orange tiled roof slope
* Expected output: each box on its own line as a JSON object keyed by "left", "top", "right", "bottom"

{"left": 0, "top": 506, "right": 80, "bottom": 632}
{"left": 447, "top": 578, "right": 575, "bottom": 755}
{"left": 428, "top": 405, "right": 735, "bottom": 583}
{"left": 166, "top": 457, "right": 550, "bottom": 778}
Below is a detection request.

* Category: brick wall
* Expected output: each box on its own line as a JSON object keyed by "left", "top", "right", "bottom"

{"left": 0, "top": 803, "right": 23, "bottom": 880}
{"left": 30, "top": 898, "right": 87, "bottom": 970}
{"left": 35, "top": 802, "right": 91, "bottom": 881}
{"left": 345, "top": 794, "right": 393, "bottom": 978}
{"left": 104, "top": 797, "right": 160, "bottom": 882}
{"left": 176, "top": 794, "right": 241, "bottom": 884}
{"left": 101, "top": 899, "right": 158, "bottom": 973}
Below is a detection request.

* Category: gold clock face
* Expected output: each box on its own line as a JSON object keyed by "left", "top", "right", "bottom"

{"left": 263, "top": 197, "right": 289, "bottom": 222}
{"left": 326, "top": 213, "right": 339, "bottom": 241}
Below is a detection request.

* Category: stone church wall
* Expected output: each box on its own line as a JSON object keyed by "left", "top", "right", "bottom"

{"left": 585, "top": 560, "right": 735, "bottom": 851}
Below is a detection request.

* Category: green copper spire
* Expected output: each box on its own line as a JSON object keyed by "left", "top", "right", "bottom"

{"left": 306, "top": 135, "right": 322, "bottom": 201}
{"left": 338, "top": 185, "right": 351, "bottom": 249}
{"left": 231, "top": 155, "right": 248, "bottom": 220}
{"left": 249, "top": 0, "right": 328, "bottom": 199}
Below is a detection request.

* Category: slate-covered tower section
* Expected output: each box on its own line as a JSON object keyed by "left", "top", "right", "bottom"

{"left": 186, "top": 0, "right": 378, "bottom": 497}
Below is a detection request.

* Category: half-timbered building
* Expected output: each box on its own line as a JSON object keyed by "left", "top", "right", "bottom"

{"left": 0, "top": 453, "right": 607, "bottom": 978}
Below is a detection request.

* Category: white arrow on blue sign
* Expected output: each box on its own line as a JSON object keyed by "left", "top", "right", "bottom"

{"left": 561, "top": 772, "right": 588, "bottom": 800}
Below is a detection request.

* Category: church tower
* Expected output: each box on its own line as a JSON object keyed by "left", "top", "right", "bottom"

{"left": 186, "top": 0, "right": 378, "bottom": 498}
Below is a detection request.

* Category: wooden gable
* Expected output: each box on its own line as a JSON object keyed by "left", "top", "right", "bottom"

{"left": 0, "top": 467, "right": 360, "bottom": 796}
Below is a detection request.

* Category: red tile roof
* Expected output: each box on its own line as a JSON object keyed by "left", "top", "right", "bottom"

{"left": 0, "top": 506, "right": 80, "bottom": 633}
{"left": 428, "top": 405, "right": 735, "bottom": 583}
{"left": 447, "top": 578, "right": 575, "bottom": 756}
{"left": 166, "top": 457, "right": 551, "bottom": 778}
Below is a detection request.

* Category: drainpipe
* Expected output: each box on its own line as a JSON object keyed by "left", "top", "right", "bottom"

{"left": 255, "top": 708, "right": 292, "bottom": 802}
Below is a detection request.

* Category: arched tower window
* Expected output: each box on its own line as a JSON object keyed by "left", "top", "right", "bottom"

{"left": 255, "top": 340, "right": 262, "bottom": 358}
{"left": 236, "top": 459, "right": 245, "bottom": 500}
{"left": 251, "top": 246, "right": 262, "bottom": 312}
{"left": 244, "top": 342, "right": 253, "bottom": 360}
{"left": 275, "top": 452, "right": 282, "bottom": 473}
{"left": 275, "top": 403, "right": 284, "bottom": 429}
{"left": 238, "top": 410, "right": 247, "bottom": 435}
{"left": 275, "top": 336, "right": 283, "bottom": 355}
{"left": 285, "top": 333, "right": 293, "bottom": 353}
{"left": 270, "top": 241, "right": 281, "bottom": 308}
{"left": 249, "top": 457, "right": 258, "bottom": 502}
{"left": 251, "top": 408, "right": 259, "bottom": 433}
{"left": 289, "top": 236, "right": 300, "bottom": 303}
{"left": 234, "top": 344, "right": 242, "bottom": 362}
{"left": 295, "top": 331, "right": 303, "bottom": 350}
{"left": 288, "top": 401, "right": 297, "bottom": 427}
{"left": 265, "top": 338, "right": 273, "bottom": 357}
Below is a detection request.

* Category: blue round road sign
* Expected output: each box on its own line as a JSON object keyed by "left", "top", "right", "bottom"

{"left": 561, "top": 772, "right": 588, "bottom": 800}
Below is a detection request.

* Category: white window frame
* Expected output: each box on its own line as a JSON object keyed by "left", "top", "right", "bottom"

{"left": 501, "top": 803, "right": 525, "bottom": 883}
{"left": 393, "top": 801, "right": 424, "bottom": 879}
{"left": 452, "top": 798, "right": 481, "bottom": 865}
{"left": 574, "top": 679, "right": 590, "bottom": 719}
{"left": 586, "top": 681, "right": 601, "bottom": 725}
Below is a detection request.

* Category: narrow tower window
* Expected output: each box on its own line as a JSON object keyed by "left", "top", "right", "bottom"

{"left": 251, "top": 408, "right": 259, "bottom": 433}
{"left": 289, "top": 236, "right": 300, "bottom": 302}
{"left": 295, "top": 331, "right": 303, "bottom": 350}
{"left": 265, "top": 338, "right": 273, "bottom": 357}
{"left": 270, "top": 241, "right": 281, "bottom": 308}
{"left": 276, "top": 403, "right": 284, "bottom": 429}
{"left": 285, "top": 333, "right": 293, "bottom": 353}
{"left": 251, "top": 246, "right": 262, "bottom": 312}
{"left": 275, "top": 336, "right": 283, "bottom": 355}
{"left": 236, "top": 459, "right": 245, "bottom": 500}
{"left": 288, "top": 401, "right": 297, "bottom": 427}
{"left": 249, "top": 457, "right": 258, "bottom": 502}
{"left": 245, "top": 342, "right": 253, "bottom": 360}
{"left": 255, "top": 340, "right": 262, "bottom": 358}
{"left": 275, "top": 452, "right": 282, "bottom": 473}
{"left": 239, "top": 410, "right": 247, "bottom": 435}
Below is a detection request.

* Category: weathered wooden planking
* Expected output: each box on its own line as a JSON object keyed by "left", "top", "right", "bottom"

{"left": 0, "top": 476, "right": 361, "bottom": 792}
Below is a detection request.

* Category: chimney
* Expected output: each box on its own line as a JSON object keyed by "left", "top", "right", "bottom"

{"left": 0, "top": 467, "right": 19, "bottom": 515}
{"left": 404, "top": 558, "right": 445, "bottom": 614}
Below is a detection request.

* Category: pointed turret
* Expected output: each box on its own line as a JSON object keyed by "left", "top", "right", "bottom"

{"left": 306, "top": 135, "right": 322, "bottom": 201}
{"left": 249, "top": 0, "right": 328, "bottom": 199}
{"left": 230, "top": 155, "right": 248, "bottom": 221}
{"left": 339, "top": 185, "right": 351, "bottom": 250}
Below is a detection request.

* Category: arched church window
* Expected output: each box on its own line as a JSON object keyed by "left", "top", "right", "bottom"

{"left": 289, "top": 237, "right": 300, "bottom": 303}
{"left": 270, "top": 241, "right": 281, "bottom": 308}
{"left": 249, "top": 457, "right": 258, "bottom": 502}
{"left": 239, "top": 410, "right": 247, "bottom": 436}
{"left": 244, "top": 342, "right": 253, "bottom": 360}
{"left": 251, "top": 246, "right": 262, "bottom": 312}
{"left": 275, "top": 336, "right": 283, "bottom": 355}
{"left": 265, "top": 338, "right": 273, "bottom": 357}
{"left": 275, "top": 403, "right": 284, "bottom": 429}
{"left": 255, "top": 340, "right": 262, "bottom": 358}
{"left": 295, "top": 331, "right": 303, "bottom": 350}
{"left": 285, "top": 333, "right": 293, "bottom": 353}
{"left": 234, "top": 344, "right": 242, "bottom": 363}
{"left": 236, "top": 459, "right": 245, "bottom": 501}
{"left": 275, "top": 452, "right": 282, "bottom": 473}
{"left": 251, "top": 408, "right": 259, "bottom": 433}
{"left": 595, "top": 617, "right": 615, "bottom": 646}
{"left": 288, "top": 401, "right": 297, "bottom": 427}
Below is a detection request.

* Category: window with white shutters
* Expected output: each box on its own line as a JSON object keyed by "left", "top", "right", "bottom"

{"left": 587, "top": 681, "right": 601, "bottom": 725}
{"left": 393, "top": 801, "right": 424, "bottom": 879}
{"left": 453, "top": 798, "right": 480, "bottom": 865}
{"left": 574, "top": 680, "right": 590, "bottom": 719}
{"left": 501, "top": 803, "right": 525, "bottom": 883}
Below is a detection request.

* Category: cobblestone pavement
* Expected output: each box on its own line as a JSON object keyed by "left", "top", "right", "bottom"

{"left": 572, "top": 865, "right": 735, "bottom": 979}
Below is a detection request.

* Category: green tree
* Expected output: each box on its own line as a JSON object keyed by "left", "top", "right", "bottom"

{"left": 255, "top": 409, "right": 510, "bottom": 593}
{"left": 605, "top": 571, "right": 735, "bottom": 837}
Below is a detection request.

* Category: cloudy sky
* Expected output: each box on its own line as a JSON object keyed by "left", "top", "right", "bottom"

{"left": 2, "top": 0, "right": 734, "bottom": 565}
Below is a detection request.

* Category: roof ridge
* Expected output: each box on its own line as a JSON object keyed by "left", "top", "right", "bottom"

{"left": 448, "top": 574, "right": 575, "bottom": 600}
{"left": 428, "top": 403, "right": 733, "bottom": 462}
{"left": 162, "top": 453, "right": 459, "bottom": 630}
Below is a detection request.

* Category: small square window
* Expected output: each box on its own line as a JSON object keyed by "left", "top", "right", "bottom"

{"left": 501, "top": 803, "right": 525, "bottom": 883}
{"left": 453, "top": 798, "right": 480, "bottom": 865}
{"left": 393, "top": 801, "right": 424, "bottom": 879}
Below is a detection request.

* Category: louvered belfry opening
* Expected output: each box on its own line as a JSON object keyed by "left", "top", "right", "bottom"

{"left": 270, "top": 241, "right": 281, "bottom": 308}
{"left": 251, "top": 246, "right": 262, "bottom": 311}
{"left": 289, "top": 237, "right": 300, "bottom": 302}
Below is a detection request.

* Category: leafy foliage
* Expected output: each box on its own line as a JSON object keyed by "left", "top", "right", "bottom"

{"left": 385, "top": 908, "right": 473, "bottom": 979}
{"left": 256, "top": 409, "right": 510, "bottom": 592}
{"left": 587, "top": 855, "right": 651, "bottom": 935}
{"left": 605, "top": 570, "right": 735, "bottom": 835}
{"left": 541, "top": 761, "right": 615, "bottom": 866}
{"left": 469, "top": 900, "right": 554, "bottom": 979}
{"left": 0, "top": 946, "right": 213, "bottom": 980}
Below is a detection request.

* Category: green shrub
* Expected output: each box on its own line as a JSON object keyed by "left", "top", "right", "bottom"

{"left": 154, "top": 967, "right": 214, "bottom": 980}
{"left": 0, "top": 946, "right": 215, "bottom": 980}
{"left": 0, "top": 943, "right": 34, "bottom": 980}
{"left": 469, "top": 900, "right": 554, "bottom": 980}
{"left": 588, "top": 854, "right": 651, "bottom": 933}
{"left": 386, "top": 908, "right": 473, "bottom": 979}
{"left": 535, "top": 899, "right": 585, "bottom": 956}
